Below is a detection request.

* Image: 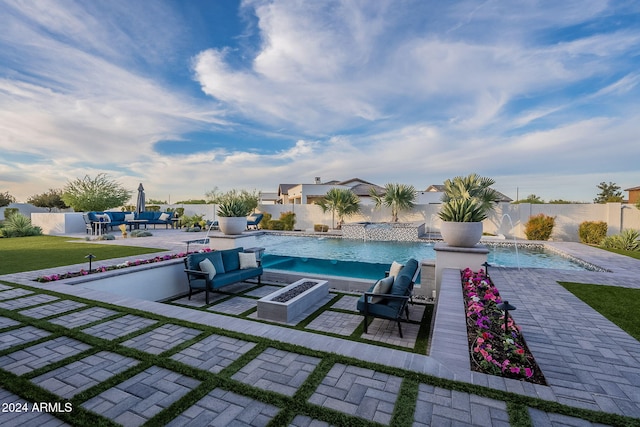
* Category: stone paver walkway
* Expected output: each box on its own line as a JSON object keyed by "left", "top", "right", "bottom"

{"left": 80, "top": 366, "right": 200, "bottom": 426}
{"left": 1, "top": 237, "right": 639, "bottom": 426}
{"left": 32, "top": 351, "right": 139, "bottom": 398}
{"left": 232, "top": 347, "right": 321, "bottom": 396}
{"left": 309, "top": 364, "right": 402, "bottom": 425}
{"left": 167, "top": 388, "right": 280, "bottom": 426}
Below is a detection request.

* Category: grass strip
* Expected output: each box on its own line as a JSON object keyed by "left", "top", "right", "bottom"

{"left": 598, "top": 247, "right": 640, "bottom": 260}
{"left": 508, "top": 402, "right": 534, "bottom": 427}
{"left": 560, "top": 282, "right": 640, "bottom": 341}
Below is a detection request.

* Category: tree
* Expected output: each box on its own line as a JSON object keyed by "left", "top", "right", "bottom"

{"left": 370, "top": 183, "right": 416, "bottom": 222}
{"left": 147, "top": 198, "right": 167, "bottom": 204}
{"left": 513, "top": 194, "right": 544, "bottom": 204}
{"left": 0, "top": 191, "right": 16, "bottom": 207}
{"left": 62, "top": 174, "right": 132, "bottom": 211}
{"left": 316, "top": 188, "right": 361, "bottom": 229}
{"left": 27, "top": 189, "right": 69, "bottom": 211}
{"left": 594, "top": 182, "right": 623, "bottom": 203}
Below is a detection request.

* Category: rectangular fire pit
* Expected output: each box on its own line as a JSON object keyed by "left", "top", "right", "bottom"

{"left": 257, "top": 278, "right": 329, "bottom": 323}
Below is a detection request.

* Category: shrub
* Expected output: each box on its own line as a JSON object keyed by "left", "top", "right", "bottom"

{"left": 146, "top": 205, "right": 160, "bottom": 212}
{"left": 578, "top": 221, "right": 607, "bottom": 245}
{"left": 4, "top": 208, "right": 19, "bottom": 219}
{"left": 179, "top": 214, "right": 204, "bottom": 229}
{"left": 601, "top": 229, "right": 640, "bottom": 251}
{"left": 131, "top": 230, "right": 153, "bottom": 237}
{"left": 259, "top": 212, "right": 272, "bottom": 229}
{"left": 1, "top": 213, "right": 43, "bottom": 237}
{"left": 314, "top": 224, "right": 329, "bottom": 232}
{"left": 524, "top": 214, "right": 555, "bottom": 240}
{"left": 266, "top": 220, "right": 285, "bottom": 230}
{"left": 280, "top": 211, "right": 296, "bottom": 231}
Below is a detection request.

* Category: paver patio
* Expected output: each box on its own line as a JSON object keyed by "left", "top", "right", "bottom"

{"left": 1, "top": 232, "right": 639, "bottom": 426}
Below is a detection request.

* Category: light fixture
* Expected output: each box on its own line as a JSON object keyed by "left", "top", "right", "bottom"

{"left": 85, "top": 253, "right": 96, "bottom": 272}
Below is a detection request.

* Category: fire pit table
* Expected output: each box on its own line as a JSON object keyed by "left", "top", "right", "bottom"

{"left": 257, "top": 278, "right": 329, "bottom": 323}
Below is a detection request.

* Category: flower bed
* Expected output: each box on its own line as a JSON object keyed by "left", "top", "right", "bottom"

{"left": 35, "top": 249, "right": 212, "bottom": 283}
{"left": 461, "top": 268, "right": 546, "bottom": 384}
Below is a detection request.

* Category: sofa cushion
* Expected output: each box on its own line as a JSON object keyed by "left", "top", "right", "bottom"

{"left": 159, "top": 212, "right": 170, "bottom": 221}
{"left": 208, "top": 251, "right": 225, "bottom": 274}
{"left": 186, "top": 251, "right": 225, "bottom": 274}
{"left": 221, "top": 248, "right": 243, "bottom": 271}
{"left": 389, "top": 261, "right": 403, "bottom": 278}
{"left": 369, "top": 276, "right": 394, "bottom": 303}
{"left": 238, "top": 252, "right": 257, "bottom": 269}
{"left": 96, "top": 214, "right": 111, "bottom": 223}
{"left": 356, "top": 295, "right": 399, "bottom": 319}
{"left": 199, "top": 258, "right": 216, "bottom": 280}
{"left": 125, "top": 213, "right": 135, "bottom": 221}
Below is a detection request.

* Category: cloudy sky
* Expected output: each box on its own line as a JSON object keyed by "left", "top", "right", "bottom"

{"left": 1, "top": 0, "right": 639, "bottom": 204}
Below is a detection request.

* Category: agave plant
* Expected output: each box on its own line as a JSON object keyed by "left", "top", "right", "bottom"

{"left": 601, "top": 229, "right": 640, "bottom": 251}
{"left": 438, "top": 173, "right": 501, "bottom": 222}
{"left": 1, "top": 213, "right": 42, "bottom": 237}
{"left": 209, "top": 189, "right": 259, "bottom": 217}
{"left": 370, "top": 183, "right": 416, "bottom": 222}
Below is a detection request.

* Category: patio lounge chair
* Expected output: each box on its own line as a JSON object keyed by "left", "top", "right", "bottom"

{"left": 356, "top": 258, "right": 420, "bottom": 338}
{"left": 246, "top": 213, "right": 263, "bottom": 229}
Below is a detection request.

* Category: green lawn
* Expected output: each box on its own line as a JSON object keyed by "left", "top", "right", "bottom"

{"left": 560, "top": 282, "right": 640, "bottom": 341}
{"left": 0, "top": 235, "right": 166, "bottom": 275}
{"left": 598, "top": 247, "right": 640, "bottom": 260}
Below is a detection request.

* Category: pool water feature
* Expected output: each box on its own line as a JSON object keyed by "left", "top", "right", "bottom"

{"left": 254, "top": 235, "right": 593, "bottom": 280}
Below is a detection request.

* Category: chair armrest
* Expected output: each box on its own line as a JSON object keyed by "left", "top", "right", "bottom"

{"left": 184, "top": 269, "right": 208, "bottom": 278}
{"left": 364, "top": 293, "right": 409, "bottom": 302}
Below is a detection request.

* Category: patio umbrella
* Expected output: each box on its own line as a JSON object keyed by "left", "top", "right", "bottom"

{"left": 136, "top": 183, "right": 145, "bottom": 215}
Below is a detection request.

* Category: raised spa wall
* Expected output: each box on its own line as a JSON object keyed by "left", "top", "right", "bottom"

{"left": 341, "top": 222, "right": 425, "bottom": 242}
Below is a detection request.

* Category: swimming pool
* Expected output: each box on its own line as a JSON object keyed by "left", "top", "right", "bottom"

{"left": 254, "top": 234, "right": 590, "bottom": 280}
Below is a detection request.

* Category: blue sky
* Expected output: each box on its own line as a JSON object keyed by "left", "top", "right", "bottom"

{"left": 1, "top": 0, "right": 639, "bottom": 204}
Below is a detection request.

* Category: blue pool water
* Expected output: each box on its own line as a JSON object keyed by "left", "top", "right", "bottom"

{"left": 254, "top": 235, "right": 589, "bottom": 280}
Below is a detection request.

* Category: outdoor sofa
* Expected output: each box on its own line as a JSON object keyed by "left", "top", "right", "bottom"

{"left": 183, "top": 247, "right": 263, "bottom": 304}
{"left": 356, "top": 258, "right": 420, "bottom": 338}
{"left": 86, "top": 211, "right": 174, "bottom": 231}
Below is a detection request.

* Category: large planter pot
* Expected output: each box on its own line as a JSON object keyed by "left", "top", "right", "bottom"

{"left": 440, "top": 221, "right": 483, "bottom": 247}
{"left": 218, "top": 217, "right": 247, "bottom": 235}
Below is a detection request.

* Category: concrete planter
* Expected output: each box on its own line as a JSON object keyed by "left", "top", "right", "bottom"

{"left": 64, "top": 259, "right": 188, "bottom": 301}
{"left": 440, "top": 221, "right": 483, "bottom": 247}
{"left": 218, "top": 217, "right": 247, "bottom": 235}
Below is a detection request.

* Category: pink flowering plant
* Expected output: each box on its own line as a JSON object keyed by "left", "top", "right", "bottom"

{"left": 35, "top": 248, "right": 212, "bottom": 283}
{"left": 461, "top": 268, "right": 545, "bottom": 384}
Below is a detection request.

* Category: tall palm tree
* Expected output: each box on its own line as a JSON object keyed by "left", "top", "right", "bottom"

{"left": 316, "top": 188, "right": 361, "bottom": 229}
{"left": 370, "top": 183, "right": 416, "bottom": 222}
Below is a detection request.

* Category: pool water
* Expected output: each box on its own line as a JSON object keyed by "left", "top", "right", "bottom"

{"left": 254, "top": 235, "right": 588, "bottom": 280}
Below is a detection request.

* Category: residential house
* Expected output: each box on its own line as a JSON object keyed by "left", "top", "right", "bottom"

{"left": 276, "top": 178, "right": 385, "bottom": 205}
{"left": 625, "top": 186, "right": 640, "bottom": 204}
{"left": 416, "top": 184, "right": 513, "bottom": 204}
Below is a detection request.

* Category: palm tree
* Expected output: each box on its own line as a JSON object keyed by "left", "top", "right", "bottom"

{"left": 316, "top": 188, "right": 361, "bottom": 229}
{"left": 370, "top": 183, "right": 417, "bottom": 222}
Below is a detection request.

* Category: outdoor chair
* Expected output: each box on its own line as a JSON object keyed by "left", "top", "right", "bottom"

{"left": 356, "top": 258, "right": 420, "bottom": 338}
{"left": 246, "top": 213, "right": 263, "bottom": 229}
{"left": 82, "top": 213, "right": 93, "bottom": 234}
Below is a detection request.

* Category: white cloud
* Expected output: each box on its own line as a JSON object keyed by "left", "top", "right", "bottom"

{"left": 2, "top": 0, "right": 640, "bottom": 204}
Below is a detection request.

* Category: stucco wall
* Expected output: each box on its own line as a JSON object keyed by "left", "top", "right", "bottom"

{"left": 28, "top": 201, "right": 640, "bottom": 242}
